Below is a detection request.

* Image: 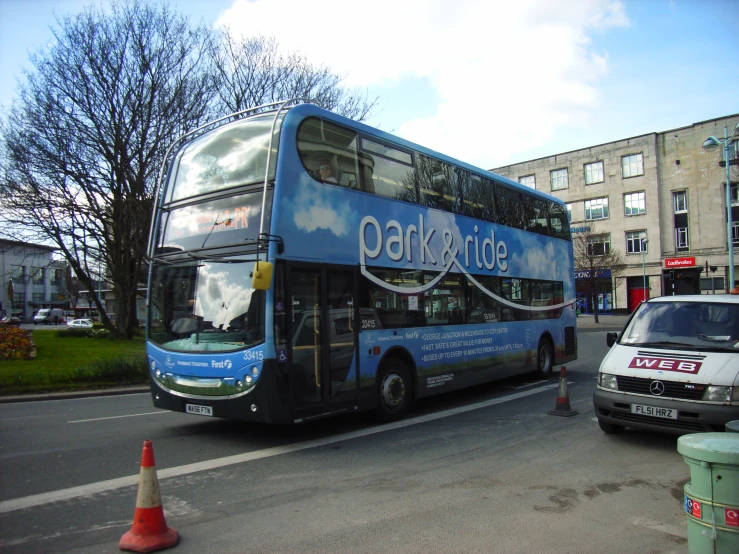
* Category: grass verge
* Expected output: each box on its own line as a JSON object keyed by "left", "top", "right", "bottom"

{"left": 0, "top": 329, "right": 147, "bottom": 395}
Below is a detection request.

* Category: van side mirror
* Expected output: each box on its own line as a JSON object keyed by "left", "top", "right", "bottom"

{"left": 251, "top": 261, "right": 273, "bottom": 291}
{"left": 606, "top": 332, "right": 618, "bottom": 347}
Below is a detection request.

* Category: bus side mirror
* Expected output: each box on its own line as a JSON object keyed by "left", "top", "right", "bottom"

{"left": 252, "top": 261, "right": 273, "bottom": 291}
{"left": 606, "top": 332, "right": 618, "bottom": 347}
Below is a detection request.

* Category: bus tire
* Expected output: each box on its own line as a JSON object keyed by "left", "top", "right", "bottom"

{"left": 535, "top": 337, "right": 554, "bottom": 379}
{"left": 376, "top": 358, "right": 412, "bottom": 422}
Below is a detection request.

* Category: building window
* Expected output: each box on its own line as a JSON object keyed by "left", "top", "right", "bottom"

{"left": 733, "top": 220, "right": 739, "bottom": 247}
{"left": 673, "top": 190, "right": 688, "bottom": 213}
{"left": 550, "top": 168, "right": 568, "bottom": 191}
{"left": 565, "top": 203, "right": 573, "bottom": 222}
{"left": 10, "top": 265, "right": 24, "bottom": 281}
{"left": 587, "top": 234, "right": 611, "bottom": 257}
{"left": 32, "top": 293, "right": 44, "bottom": 302}
{"left": 519, "top": 175, "right": 535, "bottom": 189}
{"left": 732, "top": 183, "right": 738, "bottom": 206}
{"left": 585, "top": 197, "right": 609, "bottom": 220}
{"left": 676, "top": 228, "right": 690, "bottom": 252}
{"left": 51, "top": 268, "right": 63, "bottom": 286}
{"left": 31, "top": 267, "right": 44, "bottom": 285}
{"left": 12, "top": 293, "right": 24, "bottom": 312}
{"left": 624, "top": 191, "right": 646, "bottom": 216}
{"left": 626, "top": 231, "right": 647, "bottom": 254}
{"left": 622, "top": 153, "right": 644, "bottom": 178}
{"left": 584, "top": 161, "right": 604, "bottom": 185}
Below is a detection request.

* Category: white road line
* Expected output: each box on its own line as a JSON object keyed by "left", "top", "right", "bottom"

{"left": 501, "top": 380, "right": 549, "bottom": 390}
{"left": 68, "top": 411, "right": 167, "bottom": 424}
{"left": 629, "top": 517, "right": 687, "bottom": 539}
{"left": 0, "top": 383, "right": 558, "bottom": 515}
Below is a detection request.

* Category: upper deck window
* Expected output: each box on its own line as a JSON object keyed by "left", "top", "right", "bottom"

{"left": 295, "top": 116, "right": 570, "bottom": 241}
{"left": 297, "top": 117, "right": 415, "bottom": 201}
{"left": 167, "top": 114, "right": 282, "bottom": 203}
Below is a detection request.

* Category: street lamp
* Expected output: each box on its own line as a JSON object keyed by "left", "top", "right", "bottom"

{"left": 703, "top": 121, "right": 739, "bottom": 292}
{"left": 641, "top": 238, "right": 649, "bottom": 302}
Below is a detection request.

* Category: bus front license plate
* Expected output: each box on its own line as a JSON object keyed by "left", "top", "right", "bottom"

{"left": 186, "top": 404, "right": 213, "bottom": 417}
{"left": 631, "top": 404, "right": 677, "bottom": 419}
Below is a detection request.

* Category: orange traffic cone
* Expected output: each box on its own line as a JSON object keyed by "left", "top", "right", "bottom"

{"left": 548, "top": 366, "right": 579, "bottom": 417}
{"left": 119, "top": 440, "right": 179, "bottom": 553}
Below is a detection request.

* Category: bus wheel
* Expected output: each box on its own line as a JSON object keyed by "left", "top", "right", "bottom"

{"left": 377, "top": 359, "right": 412, "bottom": 422}
{"left": 536, "top": 338, "right": 553, "bottom": 379}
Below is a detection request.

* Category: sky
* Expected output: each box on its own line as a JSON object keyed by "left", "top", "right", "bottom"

{"left": 1, "top": 0, "right": 738, "bottom": 170}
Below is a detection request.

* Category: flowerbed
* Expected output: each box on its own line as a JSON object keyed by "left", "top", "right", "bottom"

{"left": 0, "top": 327, "right": 34, "bottom": 360}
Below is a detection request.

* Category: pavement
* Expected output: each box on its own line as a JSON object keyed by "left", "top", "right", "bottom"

{"left": 576, "top": 313, "right": 630, "bottom": 330}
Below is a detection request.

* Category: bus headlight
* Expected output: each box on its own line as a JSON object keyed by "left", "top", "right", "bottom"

{"left": 245, "top": 375, "right": 253, "bottom": 384}
{"left": 704, "top": 386, "right": 731, "bottom": 402}
{"left": 151, "top": 360, "right": 157, "bottom": 370}
{"left": 598, "top": 373, "right": 618, "bottom": 390}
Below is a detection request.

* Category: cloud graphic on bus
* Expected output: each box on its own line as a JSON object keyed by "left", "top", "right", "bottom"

{"left": 508, "top": 239, "right": 570, "bottom": 281}
{"left": 292, "top": 182, "right": 353, "bottom": 237}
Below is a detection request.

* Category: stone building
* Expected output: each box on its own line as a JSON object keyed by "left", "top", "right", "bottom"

{"left": 491, "top": 114, "right": 739, "bottom": 315}
{"left": 0, "top": 239, "right": 68, "bottom": 320}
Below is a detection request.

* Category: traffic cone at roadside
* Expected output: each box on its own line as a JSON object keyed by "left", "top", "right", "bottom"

{"left": 119, "top": 440, "right": 179, "bottom": 553}
{"left": 548, "top": 366, "right": 579, "bottom": 417}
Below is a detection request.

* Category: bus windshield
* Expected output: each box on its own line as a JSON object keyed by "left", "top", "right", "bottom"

{"left": 148, "top": 259, "right": 265, "bottom": 352}
{"left": 166, "top": 114, "right": 283, "bottom": 202}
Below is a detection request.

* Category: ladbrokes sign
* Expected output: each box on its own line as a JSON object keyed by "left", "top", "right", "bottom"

{"left": 664, "top": 257, "right": 695, "bottom": 268}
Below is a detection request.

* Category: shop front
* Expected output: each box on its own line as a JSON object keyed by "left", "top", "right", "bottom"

{"left": 575, "top": 269, "right": 612, "bottom": 315}
{"left": 663, "top": 257, "right": 702, "bottom": 296}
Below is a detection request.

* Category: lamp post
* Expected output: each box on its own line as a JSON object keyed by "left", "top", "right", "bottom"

{"left": 641, "top": 238, "right": 649, "bottom": 302}
{"left": 703, "top": 121, "right": 739, "bottom": 292}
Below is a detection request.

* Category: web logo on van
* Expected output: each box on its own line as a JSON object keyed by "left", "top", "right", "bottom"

{"left": 628, "top": 357, "right": 701, "bottom": 374}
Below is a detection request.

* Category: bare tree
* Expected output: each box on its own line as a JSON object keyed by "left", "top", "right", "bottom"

{"left": 62, "top": 264, "right": 83, "bottom": 314}
{"left": 0, "top": 0, "right": 215, "bottom": 338}
{"left": 573, "top": 225, "right": 626, "bottom": 323}
{"left": 210, "top": 32, "right": 377, "bottom": 120}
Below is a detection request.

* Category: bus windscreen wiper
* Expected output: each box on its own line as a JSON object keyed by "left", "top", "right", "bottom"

{"left": 637, "top": 341, "right": 691, "bottom": 348}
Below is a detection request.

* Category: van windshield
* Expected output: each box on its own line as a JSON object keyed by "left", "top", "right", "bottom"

{"left": 621, "top": 301, "right": 739, "bottom": 351}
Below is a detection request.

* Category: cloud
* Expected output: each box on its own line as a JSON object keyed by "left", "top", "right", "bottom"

{"left": 218, "top": 0, "right": 629, "bottom": 167}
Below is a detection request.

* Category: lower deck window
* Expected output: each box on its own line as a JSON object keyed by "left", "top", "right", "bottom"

{"left": 361, "top": 268, "right": 564, "bottom": 328}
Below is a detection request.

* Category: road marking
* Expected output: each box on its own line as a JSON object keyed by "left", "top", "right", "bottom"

{"left": 629, "top": 517, "right": 687, "bottom": 539}
{"left": 0, "top": 383, "right": 558, "bottom": 514}
{"left": 68, "top": 411, "right": 167, "bottom": 423}
{"left": 501, "top": 380, "right": 549, "bottom": 390}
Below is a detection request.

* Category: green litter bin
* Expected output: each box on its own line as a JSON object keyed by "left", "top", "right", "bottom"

{"left": 677, "top": 433, "right": 739, "bottom": 554}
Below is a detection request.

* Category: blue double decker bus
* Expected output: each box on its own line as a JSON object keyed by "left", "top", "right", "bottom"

{"left": 146, "top": 99, "right": 577, "bottom": 423}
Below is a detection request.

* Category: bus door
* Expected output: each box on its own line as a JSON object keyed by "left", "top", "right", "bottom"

{"left": 288, "top": 265, "right": 358, "bottom": 420}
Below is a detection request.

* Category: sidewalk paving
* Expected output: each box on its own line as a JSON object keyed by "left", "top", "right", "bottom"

{"left": 0, "top": 384, "right": 149, "bottom": 404}
{"left": 576, "top": 313, "right": 630, "bottom": 330}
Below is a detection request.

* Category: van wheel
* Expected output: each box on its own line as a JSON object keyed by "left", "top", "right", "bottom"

{"left": 376, "top": 359, "right": 412, "bottom": 422}
{"left": 598, "top": 419, "right": 625, "bottom": 434}
{"left": 535, "top": 338, "right": 553, "bottom": 379}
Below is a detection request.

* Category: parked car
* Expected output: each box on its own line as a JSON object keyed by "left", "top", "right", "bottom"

{"left": 593, "top": 295, "right": 739, "bottom": 435}
{"left": 0, "top": 316, "right": 21, "bottom": 327}
{"left": 67, "top": 319, "right": 94, "bottom": 329}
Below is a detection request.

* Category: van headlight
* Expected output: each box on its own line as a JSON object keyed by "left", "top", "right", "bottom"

{"left": 598, "top": 373, "right": 618, "bottom": 390}
{"left": 704, "top": 386, "right": 732, "bottom": 402}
